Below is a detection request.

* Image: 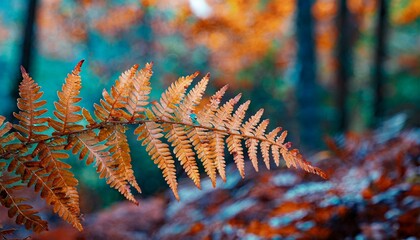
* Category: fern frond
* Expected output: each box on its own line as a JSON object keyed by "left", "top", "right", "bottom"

{"left": 135, "top": 121, "right": 178, "bottom": 200}
{"left": 164, "top": 75, "right": 210, "bottom": 188}
{"left": 0, "top": 116, "right": 16, "bottom": 155}
{"left": 67, "top": 132, "right": 138, "bottom": 204}
{"left": 105, "top": 125, "right": 141, "bottom": 193}
{"left": 7, "top": 154, "right": 82, "bottom": 230}
{"left": 13, "top": 67, "right": 48, "bottom": 142}
{"left": 125, "top": 63, "right": 153, "bottom": 121}
{"left": 241, "top": 109, "right": 264, "bottom": 171}
{"left": 209, "top": 94, "right": 242, "bottom": 181}
{"left": 50, "top": 61, "right": 84, "bottom": 134}
{"left": 0, "top": 176, "right": 48, "bottom": 233}
{"left": 226, "top": 100, "right": 250, "bottom": 178}
{"left": 94, "top": 65, "right": 139, "bottom": 122}
{"left": 0, "top": 62, "right": 327, "bottom": 233}
{"left": 151, "top": 72, "right": 198, "bottom": 120}
{"left": 33, "top": 141, "right": 80, "bottom": 212}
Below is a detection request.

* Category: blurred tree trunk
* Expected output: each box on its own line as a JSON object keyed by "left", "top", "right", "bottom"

{"left": 373, "top": 0, "right": 388, "bottom": 126}
{"left": 296, "top": 0, "right": 321, "bottom": 149}
{"left": 12, "top": 0, "right": 38, "bottom": 119}
{"left": 336, "top": 0, "right": 351, "bottom": 132}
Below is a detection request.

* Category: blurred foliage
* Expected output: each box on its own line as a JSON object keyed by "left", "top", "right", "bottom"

{"left": 0, "top": 0, "right": 419, "bottom": 220}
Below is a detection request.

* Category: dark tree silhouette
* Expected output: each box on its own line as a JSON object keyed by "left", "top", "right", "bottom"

{"left": 296, "top": 0, "right": 321, "bottom": 148}
{"left": 336, "top": 0, "right": 352, "bottom": 132}
{"left": 11, "top": 0, "right": 38, "bottom": 120}
{"left": 373, "top": 0, "right": 388, "bottom": 126}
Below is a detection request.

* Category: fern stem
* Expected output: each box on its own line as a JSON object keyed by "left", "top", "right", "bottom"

{"left": 1, "top": 119, "right": 288, "bottom": 161}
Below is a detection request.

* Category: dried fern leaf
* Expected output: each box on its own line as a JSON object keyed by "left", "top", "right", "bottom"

{"left": 135, "top": 121, "right": 179, "bottom": 200}
{"left": 33, "top": 141, "right": 80, "bottom": 217}
{"left": 105, "top": 125, "right": 141, "bottom": 193}
{"left": 151, "top": 72, "right": 198, "bottom": 120}
{"left": 164, "top": 75, "right": 209, "bottom": 188}
{"left": 0, "top": 176, "right": 48, "bottom": 233}
{"left": 0, "top": 62, "right": 328, "bottom": 234}
{"left": 13, "top": 67, "right": 48, "bottom": 142}
{"left": 208, "top": 94, "right": 241, "bottom": 181}
{"left": 94, "top": 65, "right": 139, "bottom": 122}
{"left": 189, "top": 85, "right": 228, "bottom": 187}
{"left": 226, "top": 100, "right": 250, "bottom": 178}
{"left": 125, "top": 63, "right": 153, "bottom": 121}
{"left": 7, "top": 155, "right": 83, "bottom": 231}
{"left": 0, "top": 116, "right": 16, "bottom": 155}
{"left": 50, "top": 60, "right": 84, "bottom": 134}
{"left": 67, "top": 132, "right": 137, "bottom": 204}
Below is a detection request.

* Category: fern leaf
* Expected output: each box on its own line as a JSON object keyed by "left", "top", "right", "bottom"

{"left": 68, "top": 132, "right": 137, "bottom": 204}
{"left": 0, "top": 62, "right": 328, "bottom": 234}
{"left": 7, "top": 155, "right": 83, "bottom": 231}
{"left": 226, "top": 100, "right": 250, "bottom": 178}
{"left": 264, "top": 127, "right": 282, "bottom": 168}
{"left": 209, "top": 94, "right": 241, "bottom": 181}
{"left": 163, "top": 75, "right": 209, "bottom": 188}
{"left": 13, "top": 67, "right": 48, "bottom": 142}
{"left": 151, "top": 72, "right": 198, "bottom": 120}
{"left": 0, "top": 176, "right": 48, "bottom": 233}
{"left": 125, "top": 63, "right": 153, "bottom": 121}
{"left": 50, "top": 61, "right": 84, "bottom": 134}
{"left": 189, "top": 85, "right": 227, "bottom": 187}
{"left": 106, "top": 125, "right": 141, "bottom": 193}
{"left": 241, "top": 109, "right": 264, "bottom": 171}
{"left": 94, "top": 65, "right": 139, "bottom": 122}
{"left": 0, "top": 116, "right": 16, "bottom": 156}
{"left": 135, "top": 121, "right": 179, "bottom": 200}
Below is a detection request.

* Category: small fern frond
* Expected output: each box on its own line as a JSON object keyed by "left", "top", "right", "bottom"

{"left": 13, "top": 67, "right": 49, "bottom": 142}
{"left": 105, "top": 125, "right": 141, "bottom": 193}
{"left": 50, "top": 61, "right": 84, "bottom": 134}
{"left": 0, "top": 116, "right": 16, "bottom": 155}
{"left": 209, "top": 94, "right": 242, "bottom": 181}
{"left": 0, "top": 176, "right": 48, "bottom": 233}
{"left": 125, "top": 63, "right": 153, "bottom": 121}
{"left": 94, "top": 65, "right": 139, "bottom": 122}
{"left": 7, "top": 154, "right": 82, "bottom": 230}
{"left": 67, "top": 132, "right": 138, "bottom": 204}
{"left": 135, "top": 121, "right": 179, "bottom": 200}
{"left": 151, "top": 72, "right": 198, "bottom": 120}
{"left": 226, "top": 100, "right": 250, "bottom": 177}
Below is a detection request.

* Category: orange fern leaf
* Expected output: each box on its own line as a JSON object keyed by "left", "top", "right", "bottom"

{"left": 125, "top": 63, "right": 153, "bottom": 121}
{"left": 13, "top": 67, "right": 48, "bottom": 142}
{"left": 209, "top": 94, "right": 242, "bottom": 181}
{"left": 105, "top": 125, "right": 141, "bottom": 193}
{"left": 0, "top": 176, "right": 48, "bottom": 233}
{"left": 135, "top": 121, "right": 179, "bottom": 200}
{"left": 226, "top": 100, "right": 250, "bottom": 178}
{"left": 49, "top": 60, "right": 84, "bottom": 134}
{"left": 7, "top": 154, "right": 82, "bottom": 230}
{"left": 94, "top": 64, "right": 139, "bottom": 122}
{"left": 67, "top": 131, "right": 138, "bottom": 204}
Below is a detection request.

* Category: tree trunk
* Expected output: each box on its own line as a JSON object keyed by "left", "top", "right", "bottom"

{"left": 296, "top": 0, "right": 321, "bottom": 149}
{"left": 336, "top": 0, "right": 351, "bottom": 132}
{"left": 11, "top": 0, "right": 38, "bottom": 119}
{"left": 373, "top": 0, "right": 388, "bottom": 126}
